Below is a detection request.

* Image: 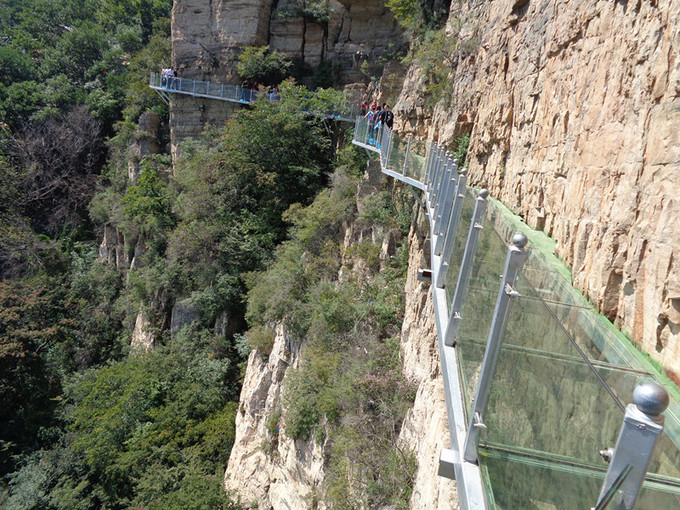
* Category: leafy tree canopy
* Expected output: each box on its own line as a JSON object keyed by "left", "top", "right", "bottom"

{"left": 236, "top": 46, "right": 292, "bottom": 87}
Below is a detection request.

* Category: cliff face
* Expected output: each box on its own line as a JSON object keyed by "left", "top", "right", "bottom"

{"left": 170, "top": 0, "right": 403, "bottom": 157}
{"left": 416, "top": 0, "right": 680, "bottom": 377}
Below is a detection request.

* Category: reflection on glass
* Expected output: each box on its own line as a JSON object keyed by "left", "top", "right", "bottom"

{"left": 594, "top": 464, "right": 631, "bottom": 509}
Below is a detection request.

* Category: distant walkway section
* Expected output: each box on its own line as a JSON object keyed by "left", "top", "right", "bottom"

{"left": 149, "top": 72, "right": 357, "bottom": 122}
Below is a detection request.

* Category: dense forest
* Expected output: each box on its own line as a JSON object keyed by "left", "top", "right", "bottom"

{"left": 0, "top": 0, "right": 420, "bottom": 508}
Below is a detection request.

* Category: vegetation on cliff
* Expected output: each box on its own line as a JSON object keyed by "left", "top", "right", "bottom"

{"left": 245, "top": 160, "right": 418, "bottom": 507}
{"left": 2, "top": 1, "right": 418, "bottom": 507}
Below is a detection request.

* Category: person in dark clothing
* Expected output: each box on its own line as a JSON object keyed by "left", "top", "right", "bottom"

{"left": 377, "top": 103, "right": 394, "bottom": 129}
{"left": 240, "top": 80, "right": 250, "bottom": 101}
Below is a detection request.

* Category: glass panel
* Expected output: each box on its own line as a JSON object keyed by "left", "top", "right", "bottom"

{"left": 444, "top": 191, "right": 476, "bottom": 307}
{"left": 387, "top": 135, "right": 407, "bottom": 173}
{"left": 447, "top": 204, "right": 508, "bottom": 309}
{"left": 480, "top": 446, "right": 680, "bottom": 509}
{"left": 479, "top": 343, "right": 626, "bottom": 465}
{"left": 457, "top": 336, "right": 486, "bottom": 418}
{"left": 637, "top": 481, "right": 680, "bottom": 508}
{"left": 480, "top": 447, "right": 603, "bottom": 509}
{"left": 404, "top": 139, "right": 427, "bottom": 181}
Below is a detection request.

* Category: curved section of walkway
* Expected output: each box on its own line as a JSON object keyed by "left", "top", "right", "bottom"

{"left": 352, "top": 118, "right": 680, "bottom": 509}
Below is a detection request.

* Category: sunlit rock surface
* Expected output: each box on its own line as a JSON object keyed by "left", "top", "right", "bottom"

{"left": 420, "top": 0, "right": 680, "bottom": 378}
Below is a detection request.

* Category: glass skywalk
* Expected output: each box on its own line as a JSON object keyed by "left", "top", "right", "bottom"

{"left": 352, "top": 116, "right": 680, "bottom": 509}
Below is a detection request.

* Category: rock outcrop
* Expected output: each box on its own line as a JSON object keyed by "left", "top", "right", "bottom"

{"left": 225, "top": 324, "right": 326, "bottom": 508}
{"left": 417, "top": 0, "right": 680, "bottom": 378}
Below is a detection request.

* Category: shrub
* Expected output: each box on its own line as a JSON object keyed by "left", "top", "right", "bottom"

{"left": 245, "top": 324, "right": 277, "bottom": 356}
{"left": 236, "top": 46, "right": 291, "bottom": 86}
{"left": 450, "top": 132, "right": 470, "bottom": 167}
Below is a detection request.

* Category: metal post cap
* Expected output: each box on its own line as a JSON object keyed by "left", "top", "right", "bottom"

{"left": 459, "top": 168, "right": 468, "bottom": 175}
{"left": 478, "top": 189, "right": 489, "bottom": 199}
{"left": 512, "top": 233, "right": 528, "bottom": 248}
{"left": 633, "top": 382, "right": 670, "bottom": 415}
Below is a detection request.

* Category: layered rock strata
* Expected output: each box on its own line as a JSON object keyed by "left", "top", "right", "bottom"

{"left": 413, "top": 0, "right": 680, "bottom": 377}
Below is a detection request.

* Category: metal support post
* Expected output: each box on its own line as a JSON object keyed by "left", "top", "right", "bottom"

{"left": 192, "top": 79, "right": 196, "bottom": 94}
{"left": 427, "top": 147, "right": 440, "bottom": 195}
{"left": 402, "top": 135, "right": 412, "bottom": 175}
{"left": 444, "top": 189, "right": 489, "bottom": 346}
{"left": 431, "top": 153, "right": 450, "bottom": 217}
{"left": 435, "top": 169, "right": 468, "bottom": 288}
{"left": 595, "top": 382, "right": 670, "bottom": 510}
{"left": 430, "top": 147, "right": 444, "bottom": 195}
{"left": 462, "top": 233, "right": 528, "bottom": 463}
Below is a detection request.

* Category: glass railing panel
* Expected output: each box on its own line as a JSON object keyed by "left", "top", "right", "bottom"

{"left": 354, "top": 117, "right": 369, "bottom": 145}
{"left": 404, "top": 139, "right": 426, "bottom": 181}
{"left": 479, "top": 447, "right": 604, "bottom": 509}
{"left": 649, "top": 430, "right": 680, "bottom": 479}
{"left": 444, "top": 191, "right": 477, "bottom": 308}
{"left": 636, "top": 481, "right": 680, "bottom": 508}
{"left": 478, "top": 344, "right": 633, "bottom": 465}
{"left": 387, "top": 135, "right": 408, "bottom": 174}
{"left": 454, "top": 215, "right": 510, "bottom": 417}
{"left": 457, "top": 335, "right": 486, "bottom": 419}
{"left": 480, "top": 445, "right": 680, "bottom": 509}
{"left": 502, "top": 282, "right": 600, "bottom": 358}
{"left": 179, "top": 79, "right": 192, "bottom": 93}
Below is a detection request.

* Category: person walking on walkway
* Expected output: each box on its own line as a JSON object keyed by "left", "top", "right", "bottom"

{"left": 365, "top": 104, "right": 378, "bottom": 145}
{"left": 376, "top": 103, "right": 393, "bottom": 129}
{"left": 240, "top": 80, "right": 250, "bottom": 101}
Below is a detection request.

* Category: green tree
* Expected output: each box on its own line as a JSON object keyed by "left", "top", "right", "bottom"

{"left": 236, "top": 46, "right": 292, "bottom": 86}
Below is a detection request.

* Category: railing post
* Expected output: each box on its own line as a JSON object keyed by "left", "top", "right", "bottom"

{"left": 424, "top": 141, "right": 435, "bottom": 187}
{"left": 594, "top": 382, "right": 669, "bottom": 510}
{"left": 444, "top": 189, "right": 489, "bottom": 346}
{"left": 192, "top": 79, "right": 195, "bottom": 94}
{"left": 435, "top": 169, "right": 468, "bottom": 288}
{"left": 402, "top": 135, "right": 412, "bottom": 176}
{"left": 428, "top": 147, "right": 443, "bottom": 196}
{"left": 462, "top": 233, "right": 528, "bottom": 464}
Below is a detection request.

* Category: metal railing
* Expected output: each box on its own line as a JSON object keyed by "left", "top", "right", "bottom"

{"left": 352, "top": 118, "right": 680, "bottom": 509}
{"left": 149, "top": 73, "right": 358, "bottom": 121}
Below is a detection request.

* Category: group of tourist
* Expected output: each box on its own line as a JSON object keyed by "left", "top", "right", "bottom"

{"left": 362, "top": 101, "right": 394, "bottom": 146}
{"left": 161, "top": 67, "right": 179, "bottom": 89}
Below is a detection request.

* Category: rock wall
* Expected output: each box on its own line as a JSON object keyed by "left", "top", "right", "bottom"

{"left": 414, "top": 0, "right": 680, "bottom": 378}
